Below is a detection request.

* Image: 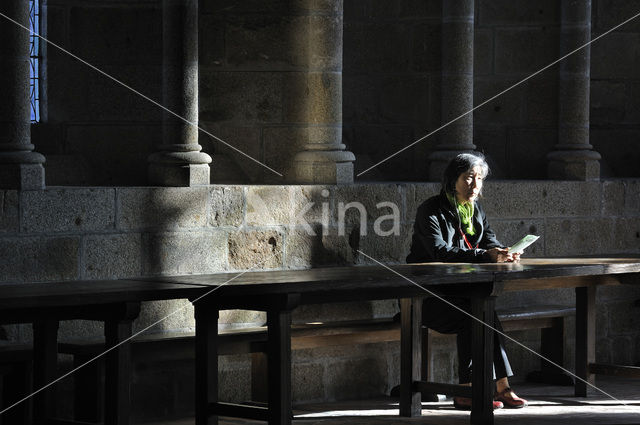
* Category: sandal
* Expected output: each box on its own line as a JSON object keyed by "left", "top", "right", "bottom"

{"left": 494, "top": 387, "right": 528, "bottom": 408}
{"left": 453, "top": 396, "right": 504, "bottom": 410}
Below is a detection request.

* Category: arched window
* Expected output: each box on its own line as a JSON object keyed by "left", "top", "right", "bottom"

{"left": 29, "top": 0, "right": 40, "bottom": 123}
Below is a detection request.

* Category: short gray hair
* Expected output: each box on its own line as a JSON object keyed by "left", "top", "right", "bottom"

{"left": 442, "top": 153, "right": 490, "bottom": 195}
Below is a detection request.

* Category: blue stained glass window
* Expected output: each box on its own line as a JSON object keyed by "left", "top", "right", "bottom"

{"left": 29, "top": 0, "right": 40, "bottom": 123}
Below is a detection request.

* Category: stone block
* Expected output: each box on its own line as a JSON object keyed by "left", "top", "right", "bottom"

{"left": 0, "top": 191, "right": 19, "bottom": 233}
{"left": 142, "top": 231, "right": 227, "bottom": 275}
{"left": 411, "top": 22, "right": 442, "bottom": 73}
{"left": 544, "top": 218, "right": 623, "bottom": 256}
{"left": 48, "top": 62, "right": 162, "bottom": 122}
{"left": 483, "top": 181, "right": 598, "bottom": 218}
{"left": 208, "top": 186, "right": 245, "bottom": 227}
{"left": 219, "top": 309, "right": 266, "bottom": 327}
{"left": 284, "top": 228, "right": 355, "bottom": 268}
{"left": 262, "top": 127, "right": 309, "bottom": 183}
{"left": 490, "top": 219, "right": 545, "bottom": 257}
{"left": 222, "top": 14, "right": 295, "bottom": 69}
{"left": 624, "top": 180, "right": 640, "bottom": 216}
{"left": 625, "top": 82, "right": 640, "bottom": 125}
{"left": 610, "top": 336, "right": 634, "bottom": 365}
{"left": 343, "top": 22, "right": 412, "bottom": 73}
{"left": 292, "top": 362, "right": 325, "bottom": 402}
{"left": 199, "top": 15, "right": 225, "bottom": 67}
{"left": 478, "top": 0, "right": 559, "bottom": 25}
{"left": 118, "top": 187, "right": 209, "bottom": 231}
{"left": 0, "top": 237, "right": 79, "bottom": 283}
{"left": 325, "top": 356, "right": 387, "bottom": 400}
{"left": 199, "top": 124, "right": 263, "bottom": 183}
{"left": 602, "top": 180, "right": 625, "bottom": 217}
{"left": 358, "top": 224, "right": 412, "bottom": 264}
{"left": 504, "top": 129, "right": 555, "bottom": 179}
{"left": 406, "top": 184, "right": 440, "bottom": 225}
{"left": 58, "top": 320, "right": 104, "bottom": 344}
{"left": 293, "top": 301, "right": 375, "bottom": 324}
{"left": 200, "top": 71, "right": 282, "bottom": 123}
{"left": 349, "top": 125, "right": 417, "bottom": 182}
{"left": 523, "top": 77, "right": 558, "bottom": 126}
{"left": 228, "top": 229, "right": 283, "bottom": 270}
{"left": 334, "top": 183, "right": 405, "bottom": 228}
{"left": 83, "top": 233, "right": 142, "bottom": 279}
{"left": 473, "top": 28, "right": 493, "bottom": 76}
{"left": 136, "top": 300, "right": 196, "bottom": 334}
{"left": 592, "top": 33, "right": 640, "bottom": 79}
{"left": 218, "top": 355, "right": 252, "bottom": 402}
{"left": 590, "top": 80, "right": 628, "bottom": 124}
{"left": 595, "top": 0, "right": 640, "bottom": 33}
{"left": 473, "top": 126, "right": 507, "bottom": 178}
{"left": 247, "top": 186, "right": 331, "bottom": 228}
{"left": 69, "top": 5, "right": 162, "bottom": 65}
{"left": 473, "top": 77, "right": 523, "bottom": 125}
{"left": 494, "top": 28, "right": 559, "bottom": 75}
{"left": 591, "top": 129, "right": 640, "bottom": 178}
{"left": 282, "top": 72, "right": 342, "bottom": 124}
{"left": 147, "top": 163, "right": 211, "bottom": 187}
{"left": 379, "top": 75, "right": 430, "bottom": 125}
{"left": 21, "top": 188, "right": 116, "bottom": 233}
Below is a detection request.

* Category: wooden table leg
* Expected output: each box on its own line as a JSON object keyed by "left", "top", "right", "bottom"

{"left": 104, "top": 302, "right": 139, "bottom": 425}
{"left": 32, "top": 319, "right": 59, "bottom": 425}
{"left": 399, "top": 297, "right": 422, "bottom": 417}
{"left": 575, "top": 286, "right": 596, "bottom": 397}
{"left": 267, "top": 308, "right": 292, "bottom": 425}
{"left": 195, "top": 303, "right": 219, "bottom": 425}
{"left": 470, "top": 295, "right": 495, "bottom": 425}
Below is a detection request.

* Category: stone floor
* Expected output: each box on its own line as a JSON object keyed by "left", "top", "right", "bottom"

{"left": 144, "top": 376, "right": 640, "bottom": 425}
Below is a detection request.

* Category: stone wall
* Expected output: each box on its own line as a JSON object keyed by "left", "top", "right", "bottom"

{"left": 28, "top": 0, "right": 640, "bottom": 185}
{"left": 1, "top": 181, "right": 639, "bottom": 420}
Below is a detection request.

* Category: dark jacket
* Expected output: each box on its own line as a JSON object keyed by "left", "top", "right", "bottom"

{"left": 406, "top": 191, "right": 504, "bottom": 263}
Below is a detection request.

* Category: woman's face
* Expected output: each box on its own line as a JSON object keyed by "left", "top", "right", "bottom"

{"left": 454, "top": 165, "right": 484, "bottom": 203}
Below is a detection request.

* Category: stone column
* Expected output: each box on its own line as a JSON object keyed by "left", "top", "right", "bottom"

{"left": 0, "top": 0, "right": 45, "bottom": 190}
{"left": 148, "top": 0, "right": 211, "bottom": 186}
{"left": 427, "top": 0, "right": 477, "bottom": 181}
{"left": 547, "top": 0, "right": 600, "bottom": 180}
{"left": 290, "top": 0, "right": 355, "bottom": 184}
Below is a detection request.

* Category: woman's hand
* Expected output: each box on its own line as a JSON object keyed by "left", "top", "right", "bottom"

{"left": 485, "top": 247, "right": 515, "bottom": 263}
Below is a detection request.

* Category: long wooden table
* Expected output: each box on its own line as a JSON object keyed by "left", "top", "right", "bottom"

{"left": 0, "top": 279, "right": 207, "bottom": 425}
{"left": 141, "top": 257, "right": 640, "bottom": 425}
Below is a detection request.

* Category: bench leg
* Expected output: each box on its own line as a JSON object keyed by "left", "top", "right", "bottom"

{"left": 470, "top": 296, "right": 495, "bottom": 425}
{"left": 73, "top": 354, "right": 103, "bottom": 423}
{"left": 575, "top": 286, "right": 596, "bottom": 397}
{"left": 399, "top": 297, "right": 422, "bottom": 417}
{"left": 104, "top": 318, "right": 133, "bottom": 425}
{"left": 267, "top": 308, "right": 292, "bottom": 425}
{"left": 195, "top": 303, "right": 219, "bottom": 425}
{"left": 33, "top": 320, "right": 59, "bottom": 425}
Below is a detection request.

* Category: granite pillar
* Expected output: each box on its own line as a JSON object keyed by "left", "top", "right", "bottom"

{"left": 0, "top": 0, "right": 45, "bottom": 190}
{"left": 290, "top": 0, "right": 355, "bottom": 184}
{"left": 148, "top": 0, "right": 211, "bottom": 186}
{"left": 547, "top": 0, "right": 601, "bottom": 180}
{"left": 427, "top": 0, "right": 477, "bottom": 181}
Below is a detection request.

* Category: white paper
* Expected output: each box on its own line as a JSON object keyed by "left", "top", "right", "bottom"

{"left": 509, "top": 234, "right": 540, "bottom": 254}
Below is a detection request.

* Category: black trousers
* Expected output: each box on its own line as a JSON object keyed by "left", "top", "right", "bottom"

{"left": 422, "top": 296, "right": 513, "bottom": 384}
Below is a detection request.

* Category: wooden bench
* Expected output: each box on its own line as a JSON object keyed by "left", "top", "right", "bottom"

{"left": 60, "top": 304, "right": 574, "bottom": 421}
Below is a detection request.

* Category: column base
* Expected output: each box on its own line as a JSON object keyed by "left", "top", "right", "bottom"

{"left": 292, "top": 150, "right": 355, "bottom": 184}
{"left": 0, "top": 163, "right": 45, "bottom": 190}
{"left": 427, "top": 149, "right": 479, "bottom": 181}
{"left": 148, "top": 163, "right": 211, "bottom": 186}
{"left": 547, "top": 150, "right": 601, "bottom": 181}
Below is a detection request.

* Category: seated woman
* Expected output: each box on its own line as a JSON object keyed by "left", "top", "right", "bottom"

{"left": 406, "top": 152, "right": 528, "bottom": 410}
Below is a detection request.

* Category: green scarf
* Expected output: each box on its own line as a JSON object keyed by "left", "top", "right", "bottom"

{"left": 447, "top": 193, "right": 475, "bottom": 236}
